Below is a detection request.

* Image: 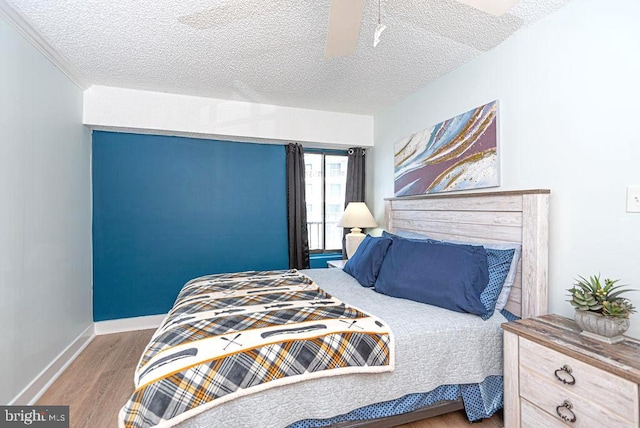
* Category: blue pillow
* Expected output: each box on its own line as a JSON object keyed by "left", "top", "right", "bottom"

{"left": 393, "top": 230, "right": 522, "bottom": 312}
{"left": 500, "top": 308, "right": 521, "bottom": 322}
{"left": 374, "top": 239, "right": 489, "bottom": 315}
{"left": 382, "top": 230, "right": 424, "bottom": 241}
{"left": 478, "top": 247, "right": 516, "bottom": 319}
{"left": 383, "top": 231, "right": 517, "bottom": 319}
{"left": 343, "top": 235, "right": 393, "bottom": 287}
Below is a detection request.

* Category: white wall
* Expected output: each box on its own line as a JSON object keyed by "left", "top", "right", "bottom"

{"left": 0, "top": 15, "right": 92, "bottom": 403}
{"left": 372, "top": 0, "right": 640, "bottom": 338}
{"left": 84, "top": 86, "right": 374, "bottom": 148}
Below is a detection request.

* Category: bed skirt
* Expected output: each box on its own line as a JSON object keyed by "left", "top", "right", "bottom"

{"left": 289, "top": 374, "right": 504, "bottom": 427}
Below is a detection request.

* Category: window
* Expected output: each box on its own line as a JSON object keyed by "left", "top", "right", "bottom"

{"left": 328, "top": 162, "right": 343, "bottom": 177}
{"left": 304, "top": 152, "right": 348, "bottom": 252}
{"left": 329, "top": 183, "right": 341, "bottom": 198}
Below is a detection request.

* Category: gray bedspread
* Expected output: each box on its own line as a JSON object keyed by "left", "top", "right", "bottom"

{"left": 175, "top": 268, "right": 505, "bottom": 427}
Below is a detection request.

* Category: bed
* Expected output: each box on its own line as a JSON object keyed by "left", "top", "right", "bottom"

{"left": 120, "top": 189, "right": 550, "bottom": 428}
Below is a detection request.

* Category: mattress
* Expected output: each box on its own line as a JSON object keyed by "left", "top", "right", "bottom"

{"left": 174, "top": 268, "right": 506, "bottom": 427}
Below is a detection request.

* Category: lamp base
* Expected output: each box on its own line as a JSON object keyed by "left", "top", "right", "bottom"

{"left": 345, "top": 228, "right": 365, "bottom": 259}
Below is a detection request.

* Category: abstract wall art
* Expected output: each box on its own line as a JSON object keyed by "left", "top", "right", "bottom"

{"left": 394, "top": 100, "right": 500, "bottom": 196}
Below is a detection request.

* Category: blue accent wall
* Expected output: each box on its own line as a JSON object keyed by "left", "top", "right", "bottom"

{"left": 92, "top": 131, "right": 289, "bottom": 321}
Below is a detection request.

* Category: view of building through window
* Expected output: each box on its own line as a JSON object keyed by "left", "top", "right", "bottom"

{"left": 304, "top": 153, "right": 347, "bottom": 251}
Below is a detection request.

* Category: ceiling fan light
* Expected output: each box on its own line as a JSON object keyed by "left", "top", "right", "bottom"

{"left": 373, "top": 23, "right": 386, "bottom": 47}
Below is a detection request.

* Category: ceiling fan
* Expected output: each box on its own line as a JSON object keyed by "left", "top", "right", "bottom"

{"left": 325, "top": 0, "right": 520, "bottom": 58}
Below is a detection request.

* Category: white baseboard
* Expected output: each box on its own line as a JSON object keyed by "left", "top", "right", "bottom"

{"left": 94, "top": 314, "right": 166, "bottom": 335}
{"left": 10, "top": 324, "right": 95, "bottom": 405}
{"left": 9, "top": 315, "right": 166, "bottom": 404}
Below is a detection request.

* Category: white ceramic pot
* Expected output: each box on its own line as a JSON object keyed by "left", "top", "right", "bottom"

{"left": 574, "top": 310, "right": 630, "bottom": 344}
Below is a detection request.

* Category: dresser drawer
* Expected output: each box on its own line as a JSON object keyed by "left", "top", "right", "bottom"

{"left": 521, "top": 398, "right": 568, "bottom": 428}
{"left": 520, "top": 337, "right": 637, "bottom": 427}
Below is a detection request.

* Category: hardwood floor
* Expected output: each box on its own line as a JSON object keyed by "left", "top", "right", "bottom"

{"left": 37, "top": 329, "right": 154, "bottom": 428}
{"left": 37, "top": 329, "right": 503, "bottom": 428}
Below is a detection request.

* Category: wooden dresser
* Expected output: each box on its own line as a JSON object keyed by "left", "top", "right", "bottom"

{"left": 502, "top": 314, "right": 640, "bottom": 427}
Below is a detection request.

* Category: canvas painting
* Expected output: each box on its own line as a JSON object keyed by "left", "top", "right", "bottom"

{"left": 394, "top": 100, "right": 499, "bottom": 196}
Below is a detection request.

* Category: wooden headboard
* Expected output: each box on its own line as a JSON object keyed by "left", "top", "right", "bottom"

{"left": 384, "top": 189, "right": 550, "bottom": 319}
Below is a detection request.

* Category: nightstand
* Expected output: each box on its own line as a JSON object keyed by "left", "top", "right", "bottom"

{"left": 502, "top": 314, "right": 640, "bottom": 427}
{"left": 327, "top": 259, "right": 347, "bottom": 269}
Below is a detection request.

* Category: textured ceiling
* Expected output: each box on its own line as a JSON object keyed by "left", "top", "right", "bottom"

{"left": 7, "top": 0, "right": 572, "bottom": 114}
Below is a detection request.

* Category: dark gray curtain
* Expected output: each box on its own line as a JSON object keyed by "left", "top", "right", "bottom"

{"left": 342, "top": 147, "right": 366, "bottom": 257}
{"left": 286, "top": 143, "right": 310, "bottom": 269}
{"left": 345, "top": 147, "right": 366, "bottom": 204}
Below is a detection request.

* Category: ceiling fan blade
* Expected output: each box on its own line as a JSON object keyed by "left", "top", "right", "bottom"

{"left": 325, "top": 0, "right": 366, "bottom": 58}
{"left": 456, "top": 0, "right": 519, "bottom": 16}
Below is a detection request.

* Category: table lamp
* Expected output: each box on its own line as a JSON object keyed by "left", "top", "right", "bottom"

{"left": 337, "top": 202, "right": 378, "bottom": 258}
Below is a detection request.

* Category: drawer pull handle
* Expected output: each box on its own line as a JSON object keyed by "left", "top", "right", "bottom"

{"left": 554, "top": 365, "right": 575, "bottom": 385}
{"left": 556, "top": 400, "right": 577, "bottom": 423}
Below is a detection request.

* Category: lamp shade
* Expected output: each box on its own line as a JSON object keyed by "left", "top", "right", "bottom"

{"left": 337, "top": 202, "right": 377, "bottom": 228}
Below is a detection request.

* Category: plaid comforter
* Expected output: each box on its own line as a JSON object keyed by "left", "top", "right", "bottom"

{"left": 119, "top": 270, "right": 394, "bottom": 428}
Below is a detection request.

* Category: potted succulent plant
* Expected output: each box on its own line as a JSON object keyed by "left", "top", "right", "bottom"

{"left": 568, "top": 274, "right": 636, "bottom": 344}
